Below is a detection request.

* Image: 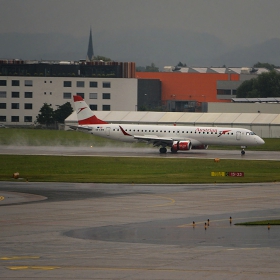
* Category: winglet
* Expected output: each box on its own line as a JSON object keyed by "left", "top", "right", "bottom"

{"left": 73, "top": 95, "right": 108, "bottom": 125}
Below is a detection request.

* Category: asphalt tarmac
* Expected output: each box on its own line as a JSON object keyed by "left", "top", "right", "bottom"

{"left": 1, "top": 144, "right": 280, "bottom": 160}
{"left": 1, "top": 146, "right": 280, "bottom": 279}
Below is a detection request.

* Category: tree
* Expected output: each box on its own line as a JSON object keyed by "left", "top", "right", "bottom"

{"left": 36, "top": 103, "right": 55, "bottom": 127}
{"left": 253, "top": 62, "right": 276, "bottom": 71}
{"left": 177, "top": 62, "right": 187, "bottom": 67}
{"left": 95, "top": 55, "right": 112, "bottom": 62}
{"left": 36, "top": 102, "right": 73, "bottom": 127}
{"left": 54, "top": 102, "right": 73, "bottom": 123}
{"left": 145, "top": 63, "right": 159, "bottom": 72}
{"left": 236, "top": 70, "right": 280, "bottom": 98}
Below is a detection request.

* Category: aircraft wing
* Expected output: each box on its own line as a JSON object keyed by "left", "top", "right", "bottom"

{"left": 133, "top": 135, "right": 176, "bottom": 147}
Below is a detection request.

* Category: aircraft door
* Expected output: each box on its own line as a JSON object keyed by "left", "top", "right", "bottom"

{"left": 106, "top": 127, "right": 110, "bottom": 136}
{"left": 236, "top": 131, "right": 241, "bottom": 140}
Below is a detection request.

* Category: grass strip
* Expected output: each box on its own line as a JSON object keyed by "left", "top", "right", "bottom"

{"left": 235, "top": 220, "right": 280, "bottom": 226}
{"left": 1, "top": 155, "right": 280, "bottom": 184}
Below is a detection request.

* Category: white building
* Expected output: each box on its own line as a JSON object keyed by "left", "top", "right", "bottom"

{"left": 0, "top": 76, "right": 138, "bottom": 126}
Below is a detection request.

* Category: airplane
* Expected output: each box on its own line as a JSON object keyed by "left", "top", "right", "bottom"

{"left": 71, "top": 95, "right": 265, "bottom": 155}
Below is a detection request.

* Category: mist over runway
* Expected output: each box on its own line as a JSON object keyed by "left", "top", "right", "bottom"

{"left": 1, "top": 145, "right": 280, "bottom": 160}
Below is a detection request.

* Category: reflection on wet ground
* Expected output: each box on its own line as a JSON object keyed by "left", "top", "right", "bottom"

{"left": 65, "top": 210, "right": 280, "bottom": 248}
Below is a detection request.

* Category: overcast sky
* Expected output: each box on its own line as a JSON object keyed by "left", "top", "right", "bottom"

{"left": 1, "top": 0, "right": 280, "bottom": 67}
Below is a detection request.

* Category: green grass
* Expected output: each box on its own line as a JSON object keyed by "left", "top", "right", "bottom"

{"left": 1, "top": 155, "right": 280, "bottom": 183}
{"left": 0, "top": 128, "right": 280, "bottom": 184}
{"left": 235, "top": 220, "right": 280, "bottom": 226}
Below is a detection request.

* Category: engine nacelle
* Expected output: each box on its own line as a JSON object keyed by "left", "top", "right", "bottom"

{"left": 192, "top": 145, "right": 208, "bottom": 150}
{"left": 172, "top": 141, "right": 192, "bottom": 151}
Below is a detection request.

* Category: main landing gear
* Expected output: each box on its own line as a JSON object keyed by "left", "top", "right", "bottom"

{"left": 159, "top": 147, "right": 167, "bottom": 154}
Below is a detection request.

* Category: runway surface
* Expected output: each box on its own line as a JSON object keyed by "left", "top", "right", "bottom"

{"left": 1, "top": 181, "right": 280, "bottom": 279}
{"left": 1, "top": 145, "right": 280, "bottom": 160}
{"left": 1, "top": 146, "right": 280, "bottom": 279}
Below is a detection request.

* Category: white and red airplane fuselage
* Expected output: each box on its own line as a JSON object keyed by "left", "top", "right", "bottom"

{"left": 72, "top": 95, "right": 265, "bottom": 154}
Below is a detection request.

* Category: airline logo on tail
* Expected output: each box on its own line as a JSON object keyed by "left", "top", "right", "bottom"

{"left": 73, "top": 95, "right": 108, "bottom": 125}
{"left": 77, "top": 107, "right": 87, "bottom": 114}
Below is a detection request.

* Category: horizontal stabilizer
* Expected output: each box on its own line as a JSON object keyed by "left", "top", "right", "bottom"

{"left": 69, "top": 125, "right": 92, "bottom": 132}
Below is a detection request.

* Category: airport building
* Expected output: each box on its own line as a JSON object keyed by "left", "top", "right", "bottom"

{"left": 1, "top": 58, "right": 276, "bottom": 126}
{"left": 1, "top": 30, "right": 279, "bottom": 134}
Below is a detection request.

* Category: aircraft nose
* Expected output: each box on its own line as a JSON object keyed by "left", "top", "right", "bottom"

{"left": 257, "top": 137, "right": 265, "bottom": 145}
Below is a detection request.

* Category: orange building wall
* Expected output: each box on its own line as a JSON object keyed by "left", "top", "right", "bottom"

{"left": 136, "top": 72, "right": 239, "bottom": 103}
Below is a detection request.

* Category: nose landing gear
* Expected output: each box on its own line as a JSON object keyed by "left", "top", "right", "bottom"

{"left": 241, "top": 146, "right": 246, "bottom": 155}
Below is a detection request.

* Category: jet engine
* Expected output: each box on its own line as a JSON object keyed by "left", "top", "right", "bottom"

{"left": 192, "top": 145, "right": 208, "bottom": 149}
{"left": 171, "top": 141, "right": 192, "bottom": 152}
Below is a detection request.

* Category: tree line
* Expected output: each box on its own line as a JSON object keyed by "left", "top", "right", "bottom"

{"left": 36, "top": 102, "right": 73, "bottom": 127}
{"left": 236, "top": 63, "right": 280, "bottom": 98}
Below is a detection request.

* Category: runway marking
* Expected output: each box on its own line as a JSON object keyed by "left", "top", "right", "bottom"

{"left": 5, "top": 265, "right": 280, "bottom": 276}
{"left": 7, "top": 266, "right": 60, "bottom": 270}
{"left": 1, "top": 256, "right": 40, "bottom": 260}
{"left": 146, "top": 195, "right": 175, "bottom": 208}
{"left": 0, "top": 196, "right": 4, "bottom": 201}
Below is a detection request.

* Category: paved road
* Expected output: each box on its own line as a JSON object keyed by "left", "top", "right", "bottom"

{"left": 1, "top": 181, "right": 280, "bottom": 279}
{"left": 1, "top": 145, "right": 280, "bottom": 160}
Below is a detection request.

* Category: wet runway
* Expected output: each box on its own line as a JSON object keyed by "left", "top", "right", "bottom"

{"left": 1, "top": 144, "right": 280, "bottom": 160}
{"left": 1, "top": 181, "right": 280, "bottom": 279}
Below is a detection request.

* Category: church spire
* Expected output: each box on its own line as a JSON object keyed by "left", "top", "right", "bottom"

{"left": 86, "top": 28, "right": 94, "bottom": 61}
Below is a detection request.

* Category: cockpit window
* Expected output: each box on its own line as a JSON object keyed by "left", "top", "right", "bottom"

{"left": 246, "top": 131, "right": 256, "bottom": 135}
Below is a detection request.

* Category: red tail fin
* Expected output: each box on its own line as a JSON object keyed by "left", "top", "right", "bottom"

{"left": 73, "top": 95, "right": 108, "bottom": 125}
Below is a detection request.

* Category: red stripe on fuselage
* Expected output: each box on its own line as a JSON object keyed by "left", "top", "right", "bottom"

{"left": 119, "top": 126, "right": 132, "bottom": 136}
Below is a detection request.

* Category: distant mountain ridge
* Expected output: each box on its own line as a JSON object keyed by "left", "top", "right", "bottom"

{"left": 0, "top": 31, "right": 280, "bottom": 69}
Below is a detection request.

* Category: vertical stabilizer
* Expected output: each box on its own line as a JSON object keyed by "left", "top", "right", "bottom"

{"left": 73, "top": 95, "right": 108, "bottom": 125}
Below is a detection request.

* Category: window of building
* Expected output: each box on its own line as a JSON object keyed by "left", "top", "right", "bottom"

{"left": 12, "top": 92, "right": 20, "bottom": 98}
{"left": 24, "top": 103, "right": 32, "bottom": 109}
{"left": 77, "top": 81, "right": 85, "bottom": 87}
{"left": 89, "top": 93, "right": 97, "bottom": 99}
{"left": 77, "top": 93, "right": 84, "bottom": 99}
{"left": 12, "top": 80, "right": 20, "bottom": 86}
{"left": 63, "top": 81, "right": 72, "bottom": 87}
{"left": 11, "top": 116, "right": 19, "bottom": 122}
{"left": 103, "top": 82, "right": 111, "bottom": 88}
{"left": 102, "top": 93, "right": 111, "bottom": 99}
{"left": 217, "top": 89, "right": 231, "bottom": 95}
{"left": 0, "top": 103, "right": 6, "bottom": 109}
{"left": 89, "top": 104, "right": 97, "bottom": 110}
{"left": 11, "top": 103, "right": 19, "bottom": 109}
{"left": 102, "top": 105, "right": 110, "bottom": 111}
{"left": 0, "top": 80, "right": 7, "bottom": 86}
{"left": 90, "top": 81, "right": 98, "bottom": 88}
{"left": 24, "top": 80, "right": 33, "bottom": 86}
{"left": 0, "top": 91, "right": 7, "bottom": 98}
{"left": 0, "top": 116, "right": 6, "bottom": 122}
{"left": 63, "top": 92, "right": 72, "bottom": 99}
{"left": 24, "top": 116, "right": 32, "bottom": 122}
{"left": 25, "top": 92, "right": 33, "bottom": 98}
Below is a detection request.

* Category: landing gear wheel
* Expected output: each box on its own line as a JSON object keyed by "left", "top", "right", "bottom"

{"left": 159, "top": 147, "right": 167, "bottom": 154}
{"left": 171, "top": 147, "right": 177, "bottom": 153}
{"left": 241, "top": 149, "right": 245, "bottom": 155}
